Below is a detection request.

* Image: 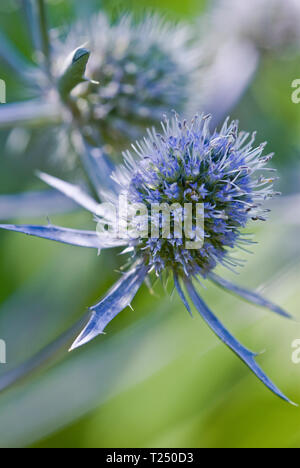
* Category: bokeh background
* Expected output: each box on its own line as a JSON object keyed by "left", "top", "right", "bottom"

{"left": 1, "top": 0, "right": 300, "bottom": 448}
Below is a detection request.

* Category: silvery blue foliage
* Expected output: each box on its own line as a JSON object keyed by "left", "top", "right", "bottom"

{"left": 0, "top": 113, "right": 294, "bottom": 404}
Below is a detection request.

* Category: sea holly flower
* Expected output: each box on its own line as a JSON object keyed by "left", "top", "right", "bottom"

{"left": 0, "top": 10, "right": 201, "bottom": 160}
{"left": 53, "top": 14, "right": 201, "bottom": 148}
{"left": 0, "top": 8, "right": 202, "bottom": 213}
{"left": 0, "top": 114, "right": 294, "bottom": 404}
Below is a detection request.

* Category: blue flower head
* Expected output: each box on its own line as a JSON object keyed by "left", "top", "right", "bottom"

{"left": 0, "top": 114, "right": 295, "bottom": 405}
{"left": 53, "top": 14, "right": 201, "bottom": 147}
{"left": 2, "top": 12, "right": 201, "bottom": 165}
{"left": 114, "top": 114, "right": 276, "bottom": 278}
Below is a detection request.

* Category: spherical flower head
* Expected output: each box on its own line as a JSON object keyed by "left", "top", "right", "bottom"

{"left": 0, "top": 114, "right": 293, "bottom": 404}
{"left": 115, "top": 114, "right": 276, "bottom": 277}
{"left": 53, "top": 14, "right": 201, "bottom": 148}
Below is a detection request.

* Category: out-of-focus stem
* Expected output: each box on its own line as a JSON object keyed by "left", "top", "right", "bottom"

{"left": 0, "top": 99, "right": 63, "bottom": 129}
{"left": 202, "top": 40, "right": 260, "bottom": 128}
{"left": 35, "top": 0, "right": 51, "bottom": 76}
{"left": 23, "top": 0, "right": 51, "bottom": 78}
{"left": 21, "top": 0, "right": 38, "bottom": 52}
{"left": 0, "top": 190, "right": 78, "bottom": 221}
{"left": 73, "top": 131, "right": 118, "bottom": 199}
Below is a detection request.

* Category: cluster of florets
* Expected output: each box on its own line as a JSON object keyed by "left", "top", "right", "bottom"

{"left": 113, "top": 114, "right": 277, "bottom": 277}
{"left": 53, "top": 14, "right": 201, "bottom": 149}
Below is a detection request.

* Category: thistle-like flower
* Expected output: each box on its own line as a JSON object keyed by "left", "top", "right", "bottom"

{"left": 53, "top": 14, "right": 201, "bottom": 148}
{"left": 1, "top": 12, "right": 201, "bottom": 160}
{"left": 0, "top": 11, "right": 202, "bottom": 211}
{"left": 0, "top": 114, "right": 294, "bottom": 404}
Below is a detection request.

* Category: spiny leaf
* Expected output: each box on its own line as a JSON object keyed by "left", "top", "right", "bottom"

{"left": 185, "top": 278, "right": 295, "bottom": 405}
{"left": 208, "top": 272, "right": 292, "bottom": 319}
{"left": 70, "top": 264, "right": 148, "bottom": 351}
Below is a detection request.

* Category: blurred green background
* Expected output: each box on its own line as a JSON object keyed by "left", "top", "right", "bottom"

{"left": 1, "top": 0, "right": 300, "bottom": 448}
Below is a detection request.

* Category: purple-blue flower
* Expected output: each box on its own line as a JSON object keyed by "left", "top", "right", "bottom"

{"left": 53, "top": 13, "right": 202, "bottom": 147}
{"left": 0, "top": 114, "right": 294, "bottom": 404}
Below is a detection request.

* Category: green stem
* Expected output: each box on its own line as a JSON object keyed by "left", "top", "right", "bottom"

{"left": 23, "top": 0, "right": 51, "bottom": 78}
{"left": 21, "top": 0, "right": 37, "bottom": 48}
{"left": 35, "top": 0, "right": 51, "bottom": 75}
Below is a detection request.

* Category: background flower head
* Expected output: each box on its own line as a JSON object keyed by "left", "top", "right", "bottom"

{"left": 52, "top": 13, "right": 202, "bottom": 151}
{"left": 0, "top": 10, "right": 203, "bottom": 179}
